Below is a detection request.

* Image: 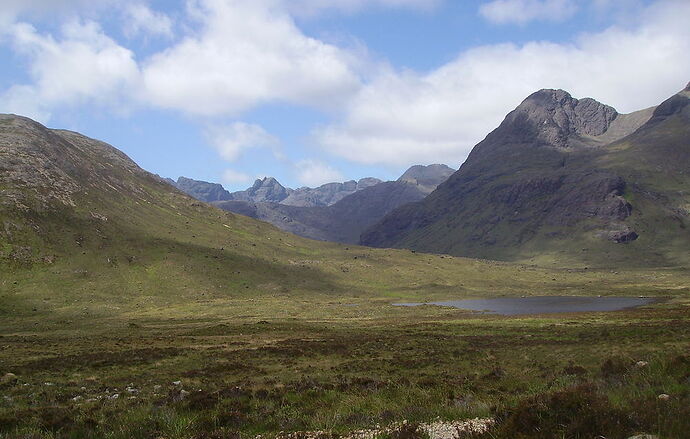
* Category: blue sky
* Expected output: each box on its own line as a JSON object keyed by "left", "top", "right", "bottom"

{"left": 1, "top": 0, "right": 689, "bottom": 191}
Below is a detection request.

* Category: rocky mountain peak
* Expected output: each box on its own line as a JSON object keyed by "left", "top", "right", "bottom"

{"left": 246, "top": 177, "right": 291, "bottom": 203}
{"left": 252, "top": 176, "right": 278, "bottom": 188}
{"left": 508, "top": 89, "right": 618, "bottom": 148}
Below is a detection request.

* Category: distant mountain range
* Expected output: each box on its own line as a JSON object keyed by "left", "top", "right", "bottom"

{"left": 362, "top": 83, "right": 690, "bottom": 267}
{"left": 168, "top": 175, "right": 383, "bottom": 207}
{"left": 169, "top": 164, "right": 455, "bottom": 244}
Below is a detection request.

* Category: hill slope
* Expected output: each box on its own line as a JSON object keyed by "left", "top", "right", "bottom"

{"left": 361, "top": 86, "right": 690, "bottom": 267}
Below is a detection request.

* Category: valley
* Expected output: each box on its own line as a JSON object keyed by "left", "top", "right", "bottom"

{"left": 1, "top": 85, "right": 689, "bottom": 439}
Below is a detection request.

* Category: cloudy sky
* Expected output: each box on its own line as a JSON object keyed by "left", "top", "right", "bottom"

{"left": 1, "top": 0, "right": 689, "bottom": 189}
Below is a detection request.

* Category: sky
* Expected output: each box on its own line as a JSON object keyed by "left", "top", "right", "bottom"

{"left": 1, "top": 0, "right": 689, "bottom": 191}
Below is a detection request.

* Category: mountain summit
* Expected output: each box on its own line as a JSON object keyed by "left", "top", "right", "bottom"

{"left": 510, "top": 89, "right": 618, "bottom": 148}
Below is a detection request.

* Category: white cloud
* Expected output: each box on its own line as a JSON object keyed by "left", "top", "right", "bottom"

{"left": 206, "top": 122, "right": 280, "bottom": 162}
{"left": 0, "top": 20, "right": 139, "bottom": 122}
{"left": 295, "top": 159, "right": 344, "bottom": 187}
{"left": 0, "top": 85, "right": 50, "bottom": 122}
{"left": 314, "top": 0, "right": 690, "bottom": 167}
{"left": 123, "top": 3, "right": 173, "bottom": 39}
{"left": 284, "top": 0, "right": 441, "bottom": 17}
{"left": 140, "top": 0, "right": 361, "bottom": 116}
{"left": 0, "top": 0, "right": 116, "bottom": 25}
{"left": 479, "top": 0, "right": 578, "bottom": 25}
{"left": 222, "top": 169, "right": 252, "bottom": 185}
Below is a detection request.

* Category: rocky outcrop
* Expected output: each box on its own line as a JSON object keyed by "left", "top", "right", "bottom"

{"left": 504, "top": 89, "right": 618, "bottom": 149}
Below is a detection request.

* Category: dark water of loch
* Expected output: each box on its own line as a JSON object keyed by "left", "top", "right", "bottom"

{"left": 393, "top": 296, "right": 660, "bottom": 315}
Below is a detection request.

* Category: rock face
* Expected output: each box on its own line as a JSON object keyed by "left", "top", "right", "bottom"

{"left": 361, "top": 86, "right": 690, "bottom": 267}
{"left": 507, "top": 89, "right": 618, "bottom": 149}
{"left": 214, "top": 165, "right": 454, "bottom": 244}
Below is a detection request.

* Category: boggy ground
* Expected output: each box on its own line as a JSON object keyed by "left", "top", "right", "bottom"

{"left": 1, "top": 296, "right": 689, "bottom": 439}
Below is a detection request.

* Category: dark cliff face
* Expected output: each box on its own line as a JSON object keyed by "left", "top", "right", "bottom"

{"left": 361, "top": 86, "right": 690, "bottom": 267}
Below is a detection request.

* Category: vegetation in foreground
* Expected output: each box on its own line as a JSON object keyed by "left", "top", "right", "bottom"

{"left": 1, "top": 294, "right": 688, "bottom": 439}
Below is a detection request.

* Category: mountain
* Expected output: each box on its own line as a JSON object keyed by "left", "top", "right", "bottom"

{"left": 361, "top": 85, "right": 690, "bottom": 267}
{"left": 214, "top": 164, "right": 454, "bottom": 243}
{"left": 0, "top": 114, "right": 469, "bottom": 319}
{"left": 170, "top": 175, "right": 383, "bottom": 207}
{"left": 0, "top": 114, "right": 379, "bottom": 308}
{"left": 281, "top": 177, "right": 382, "bottom": 207}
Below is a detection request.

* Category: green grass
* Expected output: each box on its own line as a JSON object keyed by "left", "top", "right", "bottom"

{"left": 1, "top": 276, "right": 689, "bottom": 438}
